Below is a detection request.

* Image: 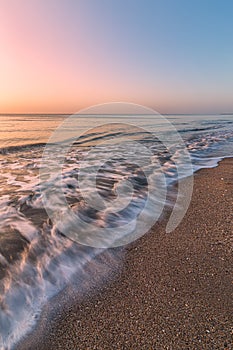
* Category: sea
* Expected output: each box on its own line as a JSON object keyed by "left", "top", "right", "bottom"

{"left": 0, "top": 113, "right": 232, "bottom": 349}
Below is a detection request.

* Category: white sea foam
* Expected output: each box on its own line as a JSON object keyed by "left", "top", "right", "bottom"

{"left": 0, "top": 113, "right": 232, "bottom": 348}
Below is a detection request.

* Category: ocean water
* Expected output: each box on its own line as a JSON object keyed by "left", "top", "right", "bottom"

{"left": 0, "top": 113, "right": 232, "bottom": 349}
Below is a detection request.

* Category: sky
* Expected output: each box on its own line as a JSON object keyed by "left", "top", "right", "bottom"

{"left": 0, "top": 0, "right": 233, "bottom": 114}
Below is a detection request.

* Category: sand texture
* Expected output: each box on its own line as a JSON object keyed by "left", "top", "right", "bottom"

{"left": 17, "top": 158, "right": 233, "bottom": 350}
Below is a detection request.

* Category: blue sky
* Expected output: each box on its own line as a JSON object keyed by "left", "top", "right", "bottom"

{"left": 1, "top": 0, "right": 233, "bottom": 113}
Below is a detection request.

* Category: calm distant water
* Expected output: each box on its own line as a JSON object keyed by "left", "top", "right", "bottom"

{"left": 0, "top": 113, "right": 232, "bottom": 348}
{"left": 0, "top": 113, "right": 233, "bottom": 156}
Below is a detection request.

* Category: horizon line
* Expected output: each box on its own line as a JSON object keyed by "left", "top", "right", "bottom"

{"left": 0, "top": 112, "right": 232, "bottom": 116}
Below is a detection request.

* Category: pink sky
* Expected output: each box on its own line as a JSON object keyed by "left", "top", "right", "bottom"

{"left": 1, "top": 0, "right": 233, "bottom": 114}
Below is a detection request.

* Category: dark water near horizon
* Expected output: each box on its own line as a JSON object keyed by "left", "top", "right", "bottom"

{"left": 0, "top": 113, "right": 233, "bottom": 349}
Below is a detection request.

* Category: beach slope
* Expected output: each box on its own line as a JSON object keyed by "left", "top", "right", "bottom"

{"left": 17, "top": 158, "right": 233, "bottom": 350}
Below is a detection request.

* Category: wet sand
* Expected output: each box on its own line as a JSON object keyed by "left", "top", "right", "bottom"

{"left": 17, "top": 158, "right": 233, "bottom": 350}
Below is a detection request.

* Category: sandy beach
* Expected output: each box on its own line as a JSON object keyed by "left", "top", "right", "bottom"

{"left": 1, "top": 1, "right": 233, "bottom": 349}
{"left": 17, "top": 158, "right": 233, "bottom": 350}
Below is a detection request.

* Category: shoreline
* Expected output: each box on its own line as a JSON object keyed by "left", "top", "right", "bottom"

{"left": 17, "top": 158, "right": 233, "bottom": 349}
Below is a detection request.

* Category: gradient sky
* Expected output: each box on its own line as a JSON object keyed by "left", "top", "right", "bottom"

{"left": 0, "top": 0, "right": 233, "bottom": 113}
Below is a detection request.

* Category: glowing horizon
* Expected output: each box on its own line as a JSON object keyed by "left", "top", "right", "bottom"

{"left": 1, "top": 0, "right": 233, "bottom": 114}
